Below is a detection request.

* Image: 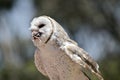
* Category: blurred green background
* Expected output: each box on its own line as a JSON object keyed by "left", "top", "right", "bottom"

{"left": 0, "top": 0, "right": 120, "bottom": 80}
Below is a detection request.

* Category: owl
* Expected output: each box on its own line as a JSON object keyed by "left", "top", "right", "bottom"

{"left": 30, "top": 16, "right": 104, "bottom": 80}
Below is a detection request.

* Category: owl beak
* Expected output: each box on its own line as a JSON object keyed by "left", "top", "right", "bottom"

{"left": 34, "top": 32, "right": 42, "bottom": 37}
{"left": 29, "top": 26, "right": 41, "bottom": 39}
{"left": 32, "top": 31, "right": 42, "bottom": 40}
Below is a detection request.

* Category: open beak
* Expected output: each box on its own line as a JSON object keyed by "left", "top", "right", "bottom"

{"left": 32, "top": 32, "right": 42, "bottom": 40}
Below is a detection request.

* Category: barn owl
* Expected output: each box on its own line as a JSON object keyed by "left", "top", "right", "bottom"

{"left": 30, "top": 16, "right": 104, "bottom": 80}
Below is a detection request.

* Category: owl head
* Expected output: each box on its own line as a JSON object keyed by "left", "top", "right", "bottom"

{"left": 30, "top": 16, "right": 76, "bottom": 48}
{"left": 30, "top": 16, "right": 54, "bottom": 47}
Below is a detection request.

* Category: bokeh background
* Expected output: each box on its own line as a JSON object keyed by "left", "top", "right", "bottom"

{"left": 0, "top": 0, "right": 120, "bottom": 80}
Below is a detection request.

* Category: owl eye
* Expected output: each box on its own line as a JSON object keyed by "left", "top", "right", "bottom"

{"left": 38, "top": 24, "right": 45, "bottom": 28}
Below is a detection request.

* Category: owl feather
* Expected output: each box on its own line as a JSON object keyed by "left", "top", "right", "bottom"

{"left": 30, "top": 16, "right": 104, "bottom": 80}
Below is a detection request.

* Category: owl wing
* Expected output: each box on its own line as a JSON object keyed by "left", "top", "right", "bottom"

{"left": 62, "top": 42, "right": 104, "bottom": 80}
{"left": 34, "top": 49, "right": 48, "bottom": 76}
